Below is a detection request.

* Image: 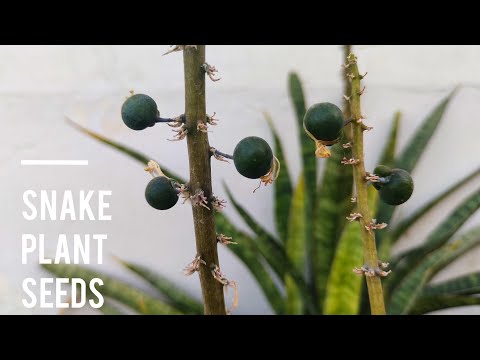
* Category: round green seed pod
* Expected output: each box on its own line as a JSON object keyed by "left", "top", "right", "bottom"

{"left": 145, "top": 176, "right": 179, "bottom": 210}
{"left": 303, "top": 102, "right": 345, "bottom": 142}
{"left": 373, "top": 166, "right": 414, "bottom": 206}
{"left": 233, "top": 136, "right": 273, "bottom": 179}
{"left": 121, "top": 94, "right": 158, "bottom": 131}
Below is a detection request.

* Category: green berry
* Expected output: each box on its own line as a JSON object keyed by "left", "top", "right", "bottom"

{"left": 373, "top": 165, "right": 414, "bottom": 206}
{"left": 233, "top": 136, "right": 273, "bottom": 179}
{"left": 145, "top": 177, "right": 179, "bottom": 210}
{"left": 122, "top": 94, "right": 158, "bottom": 131}
{"left": 303, "top": 102, "right": 345, "bottom": 142}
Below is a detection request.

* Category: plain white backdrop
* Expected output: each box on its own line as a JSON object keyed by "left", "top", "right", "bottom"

{"left": 1, "top": 45, "right": 480, "bottom": 314}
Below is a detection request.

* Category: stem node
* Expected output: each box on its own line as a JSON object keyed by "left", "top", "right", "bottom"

{"left": 183, "top": 255, "right": 207, "bottom": 276}
{"left": 202, "top": 63, "right": 222, "bottom": 82}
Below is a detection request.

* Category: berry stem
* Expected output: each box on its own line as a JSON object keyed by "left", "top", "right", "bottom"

{"left": 348, "top": 52, "right": 387, "bottom": 315}
{"left": 154, "top": 116, "right": 185, "bottom": 124}
{"left": 154, "top": 117, "right": 176, "bottom": 123}
{"left": 212, "top": 149, "right": 234, "bottom": 160}
{"left": 183, "top": 46, "right": 227, "bottom": 315}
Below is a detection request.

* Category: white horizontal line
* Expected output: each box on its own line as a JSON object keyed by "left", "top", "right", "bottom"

{"left": 21, "top": 160, "right": 89, "bottom": 166}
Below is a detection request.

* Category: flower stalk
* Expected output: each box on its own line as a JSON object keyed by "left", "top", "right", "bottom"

{"left": 183, "top": 45, "right": 226, "bottom": 315}
{"left": 347, "top": 52, "right": 387, "bottom": 315}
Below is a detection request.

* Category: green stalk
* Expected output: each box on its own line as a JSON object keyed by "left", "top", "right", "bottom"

{"left": 343, "top": 45, "right": 353, "bottom": 119}
{"left": 183, "top": 46, "right": 226, "bottom": 315}
{"left": 347, "top": 53, "right": 386, "bottom": 315}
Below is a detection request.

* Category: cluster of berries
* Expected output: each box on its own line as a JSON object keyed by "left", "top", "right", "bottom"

{"left": 303, "top": 102, "right": 413, "bottom": 205}
{"left": 121, "top": 94, "right": 279, "bottom": 210}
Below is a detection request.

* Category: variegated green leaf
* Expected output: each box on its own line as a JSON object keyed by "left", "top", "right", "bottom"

{"left": 313, "top": 143, "right": 354, "bottom": 309}
{"left": 285, "top": 175, "right": 306, "bottom": 314}
{"left": 98, "top": 300, "right": 129, "bottom": 315}
{"left": 388, "top": 185, "right": 480, "bottom": 292}
{"left": 223, "top": 185, "right": 285, "bottom": 275}
{"left": 265, "top": 112, "right": 293, "bottom": 244}
{"left": 85, "top": 291, "right": 129, "bottom": 315}
{"left": 324, "top": 221, "right": 363, "bottom": 315}
{"left": 289, "top": 72, "right": 316, "bottom": 291}
{"left": 395, "top": 89, "right": 458, "bottom": 173}
{"left": 221, "top": 189, "right": 316, "bottom": 312}
{"left": 391, "top": 187, "right": 480, "bottom": 288}
{"left": 215, "top": 213, "right": 285, "bottom": 314}
{"left": 378, "top": 111, "right": 401, "bottom": 168}
{"left": 409, "top": 295, "right": 480, "bottom": 315}
{"left": 288, "top": 73, "right": 314, "bottom": 187}
{"left": 422, "top": 272, "right": 480, "bottom": 297}
{"left": 118, "top": 260, "right": 203, "bottom": 314}
{"left": 388, "top": 226, "right": 480, "bottom": 315}
{"left": 67, "top": 118, "right": 184, "bottom": 182}
{"left": 43, "top": 263, "right": 182, "bottom": 315}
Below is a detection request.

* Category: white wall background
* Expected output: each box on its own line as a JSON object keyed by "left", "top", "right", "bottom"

{"left": 1, "top": 45, "right": 480, "bottom": 315}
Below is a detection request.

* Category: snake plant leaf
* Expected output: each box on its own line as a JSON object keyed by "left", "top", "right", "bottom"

{"left": 43, "top": 263, "right": 182, "bottom": 315}
{"left": 324, "top": 221, "right": 363, "bottom": 315}
{"left": 288, "top": 73, "right": 314, "bottom": 191}
{"left": 395, "top": 88, "right": 458, "bottom": 173}
{"left": 223, "top": 184, "right": 278, "bottom": 243}
{"left": 289, "top": 72, "right": 307, "bottom": 124}
{"left": 222, "top": 186, "right": 315, "bottom": 313}
{"left": 288, "top": 72, "right": 315, "bottom": 287}
{"left": 215, "top": 213, "right": 285, "bottom": 314}
{"left": 387, "top": 186, "right": 480, "bottom": 292}
{"left": 98, "top": 300, "right": 129, "bottom": 315}
{"left": 265, "top": 112, "right": 293, "bottom": 244}
{"left": 390, "top": 167, "right": 480, "bottom": 243}
{"left": 422, "top": 272, "right": 480, "bottom": 297}
{"left": 394, "top": 187, "right": 480, "bottom": 267}
{"left": 313, "top": 143, "right": 354, "bottom": 310}
{"left": 388, "top": 226, "right": 480, "bottom": 315}
{"left": 85, "top": 291, "right": 129, "bottom": 315}
{"left": 223, "top": 184, "right": 286, "bottom": 275}
{"left": 117, "top": 259, "right": 203, "bottom": 315}
{"left": 285, "top": 175, "right": 307, "bottom": 314}
{"left": 66, "top": 118, "right": 184, "bottom": 182}
{"left": 378, "top": 111, "right": 401, "bottom": 168}
{"left": 408, "top": 295, "right": 480, "bottom": 315}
